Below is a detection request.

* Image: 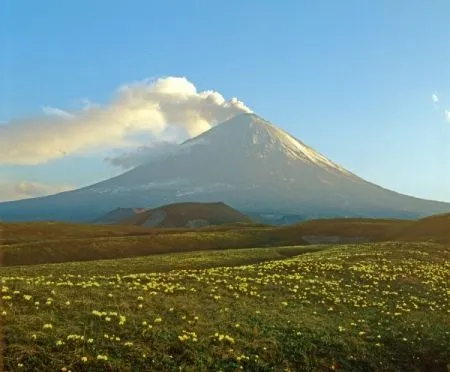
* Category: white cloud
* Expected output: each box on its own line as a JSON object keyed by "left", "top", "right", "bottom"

{"left": 42, "top": 106, "right": 75, "bottom": 119}
{"left": 445, "top": 110, "right": 450, "bottom": 123}
{"left": 432, "top": 94, "right": 439, "bottom": 103}
{"left": 0, "top": 76, "right": 252, "bottom": 166}
{"left": 0, "top": 181, "right": 75, "bottom": 202}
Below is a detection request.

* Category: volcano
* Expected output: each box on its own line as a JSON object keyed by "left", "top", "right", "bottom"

{"left": 1, "top": 113, "right": 450, "bottom": 223}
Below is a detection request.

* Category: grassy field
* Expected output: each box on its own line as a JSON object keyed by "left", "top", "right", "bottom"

{"left": 0, "top": 227, "right": 307, "bottom": 267}
{"left": 0, "top": 221, "right": 270, "bottom": 246}
{"left": 0, "top": 218, "right": 414, "bottom": 267}
{"left": 391, "top": 213, "right": 450, "bottom": 243}
{"left": 1, "top": 242, "right": 449, "bottom": 371}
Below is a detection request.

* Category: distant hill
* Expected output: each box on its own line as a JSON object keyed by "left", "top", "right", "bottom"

{"left": 277, "top": 217, "right": 412, "bottom": 243}
{"left": 92, "top": 207, "right": 148, "bottom": 225}
{"left": 96, "top": 202, "right": 254, "bottom": 228}
{"left": 392, "top": 213, "right": 450, "bottom": 243}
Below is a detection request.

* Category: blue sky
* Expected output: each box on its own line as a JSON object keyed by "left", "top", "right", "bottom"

{"left": 1, "top": 0, "right": 450, "bottom": 202}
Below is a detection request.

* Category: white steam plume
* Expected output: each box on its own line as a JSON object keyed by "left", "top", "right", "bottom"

{"left": 0, "top": 76, "right": 251, "bottom": 165}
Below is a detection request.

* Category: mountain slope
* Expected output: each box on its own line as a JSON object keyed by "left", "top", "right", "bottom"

{"left": 1, "top": 113, "right": 450, "bottom": 222}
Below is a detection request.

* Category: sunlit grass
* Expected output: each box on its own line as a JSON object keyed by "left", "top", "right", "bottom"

{"left": 1, "top": 242, "right": 449, "bottom": 371}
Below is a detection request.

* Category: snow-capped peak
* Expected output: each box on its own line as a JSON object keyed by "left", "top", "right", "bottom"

{"left": 181, "top": 113, "right": 354, "bottom": 176}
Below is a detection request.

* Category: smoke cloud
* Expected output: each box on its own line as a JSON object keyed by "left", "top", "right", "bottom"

{"left": 105, "top": 142, "right": 180, "bottom": 169}
{"left": 0, "top": 76, "right": 252, "bottom": 165}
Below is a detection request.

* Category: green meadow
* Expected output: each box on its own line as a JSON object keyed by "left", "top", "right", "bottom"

{"left": 1, "top": 242, "right": 449, "bottom": 371}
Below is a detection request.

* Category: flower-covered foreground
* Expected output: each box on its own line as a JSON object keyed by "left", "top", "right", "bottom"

{"left": 1, "top": 243, "right": 449, "bottom": 371}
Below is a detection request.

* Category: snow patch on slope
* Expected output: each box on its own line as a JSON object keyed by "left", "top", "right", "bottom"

{"left": 83, "top": 179, "right": 189, "bottom": 195}
{"left": 228, "top": 114, "right": 354, "bottom": 176}
{"left": 276, "top": 129, "right": 352, "bottom": 175}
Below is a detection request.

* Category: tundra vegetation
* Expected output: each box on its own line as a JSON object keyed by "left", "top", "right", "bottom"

{"left": 1, "top": 242, "right": 449, "bottom": 371}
